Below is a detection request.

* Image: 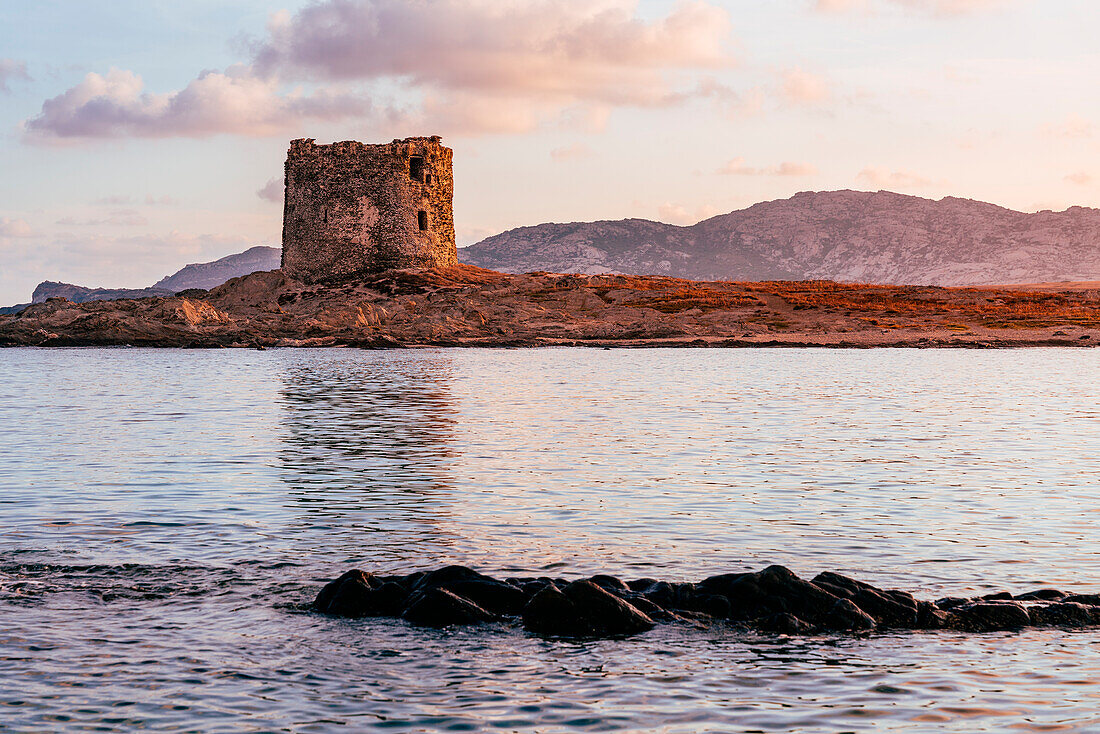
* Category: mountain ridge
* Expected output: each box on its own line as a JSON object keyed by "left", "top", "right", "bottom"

{"left": 459, "top": 190, "right": 1100, "bottom": 286}
{"left": 10, "top": 190, "right": 1100, "bottom": 314}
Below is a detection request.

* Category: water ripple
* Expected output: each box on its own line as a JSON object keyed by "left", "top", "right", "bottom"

{"left": 1, "top": 347, "right": 1099, "bottom": 731}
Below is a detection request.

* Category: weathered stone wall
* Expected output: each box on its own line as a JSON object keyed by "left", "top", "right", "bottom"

{"left": 281, "top": 136, "right": 457, "bottom": 283}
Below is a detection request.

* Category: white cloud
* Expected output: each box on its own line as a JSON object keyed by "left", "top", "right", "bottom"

{"left": 814, "top": 0, "right": 1017, "bottom": 15}
{"left": 0, "top": 58, "right": 30, "bottom": 93}
{"left": 719, "top": 157, "right": 818, "bottom": 176}
{"left": 257, "top": 177, "right": 284, "bottom": 203}
{"left": 456, "top": 224, "right": 500, "bottom": 247}
{"left": 856, "top": 166, "right": 936, "bottom": 188}
{"left": 90, "top": 195, "right": 181, "bottom": 207}
{"left": 56, "top": 210, "right": 149, "bottom": 227}
{"left": 91, "top": 195, "right": 133, "bottom": 206}
{"left": 657, "top": 202, "right": 721, "bottom": 225}
{"left": 895, "top": 0, "right": 1014, "bottom": 14}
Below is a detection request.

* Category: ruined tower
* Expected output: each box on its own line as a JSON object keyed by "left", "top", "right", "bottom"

{"left": 280, "top": 136, "right": 457, "bottom": 282}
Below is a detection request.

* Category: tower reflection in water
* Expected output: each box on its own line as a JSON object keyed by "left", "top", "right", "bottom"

{"left": 276, "top": 350, "right": 460, "bottom": 568}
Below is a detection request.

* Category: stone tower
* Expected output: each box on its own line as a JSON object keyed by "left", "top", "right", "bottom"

{"left": 280, "top": 136, "right": 457, "bottom": 282}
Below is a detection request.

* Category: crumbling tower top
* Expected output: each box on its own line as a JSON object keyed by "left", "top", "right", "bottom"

{"left": 280, "top": 136, "right": 456, "bottom": 283}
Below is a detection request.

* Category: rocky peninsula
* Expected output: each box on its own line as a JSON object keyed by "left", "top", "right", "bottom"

{"left": 1, "top": 265, "right": 1097, "bottom": 348}
{"left": 315, "top": 564, "right": 1100, "bottom": 637}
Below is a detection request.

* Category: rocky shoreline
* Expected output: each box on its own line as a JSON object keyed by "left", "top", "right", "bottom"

{"left": 2, "top": 266, "right": 1098, "bottom": 348}
{"left": 314, "top": 564, "right": 1100, "bottom": 637}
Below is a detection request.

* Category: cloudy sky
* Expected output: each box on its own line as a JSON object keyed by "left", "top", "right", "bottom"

{"left": 0, "top": 0, "right": 1097, "bottom": 304}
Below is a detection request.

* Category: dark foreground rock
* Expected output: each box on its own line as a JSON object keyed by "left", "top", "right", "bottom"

{"left": 522, "top": 580, "right": 655, "bottom": 636}
{"left": 312, "top": 565, "right": 1100, "bottom": 638}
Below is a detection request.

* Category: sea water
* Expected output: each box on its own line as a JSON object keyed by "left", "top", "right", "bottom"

{"left": 1, "top": 347, "right": 1098, "bottom": 732}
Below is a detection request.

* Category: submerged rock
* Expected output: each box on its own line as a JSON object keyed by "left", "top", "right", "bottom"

{"left": 813, "top": 571, "right": 919, "bottom": 628}
{"left": 522, "top": 580, "right": 655, "bottom": 637}
{"left": 311, "top": 565, "right": 1100, "bottom": 639}
{"left": 402, "top": 588, "right": 497, "bottom": 627}
{"left": 1014, "top": 589, "right": 1065, "bottom": 601}
{"left": 314, "top": 569, "right": 404, "bottom": 618}
{"left": 948, "top": 602, "right": 1031, "bottom": 632}
{"left": 823, "top": 598, "right": 878, "bottom": 632}
{"left": 1028, "top": 602, "right": 1099, "bottom": 628}
{"left": 757, "top": 612, "right": 814, "bottom": 635}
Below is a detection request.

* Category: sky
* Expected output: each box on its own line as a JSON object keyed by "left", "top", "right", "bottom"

{"left": 0, "top": 0, "right": 1097, "bottom": 304}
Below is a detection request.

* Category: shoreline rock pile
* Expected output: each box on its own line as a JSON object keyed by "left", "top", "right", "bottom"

{"left": 314, "top": 565, "right": 1100, "bottom": 637}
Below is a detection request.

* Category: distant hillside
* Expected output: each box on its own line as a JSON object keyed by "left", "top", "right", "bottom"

{"left": 27, "top": 246, "right": 281, "bottom": 307}
{"left": 31, "top": 282, "right": 173, "bottom": 304}
{"left": 152, "top": 246, "right": 282, "bottom": 292}
{"left": 460, "top": 190, "right": 1100, "bottom": 286}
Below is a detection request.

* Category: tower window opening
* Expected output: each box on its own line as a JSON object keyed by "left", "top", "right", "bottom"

{"left": 425, "top": 173, "right": 432, "bottom": 185}
{"left": 409, "top": 155, "right": 425, "bottom": 181}
{"left": 418, "top": 210, "right": 428, "bottom": 231}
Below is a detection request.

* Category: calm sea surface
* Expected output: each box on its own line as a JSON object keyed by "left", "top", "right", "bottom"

{"left": 1, "top": 347, "right": 1099, "bottom": 732}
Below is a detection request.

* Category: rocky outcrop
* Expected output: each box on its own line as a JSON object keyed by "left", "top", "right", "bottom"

{"left": 1, "top": 266, "right": 1097, "bottom": 348}
{"left": 314, "top": 565, "right": 1100, "bottom": 637}
{"left": 460, "top": 190, "right": 1100, "bottom": 287}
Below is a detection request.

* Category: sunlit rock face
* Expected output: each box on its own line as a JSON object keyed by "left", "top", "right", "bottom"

{"left": 281, "top": 137, "right": 457, "bottom": 283}
{"left": 461, "top": 190, "right": 1100, "bottom": 286}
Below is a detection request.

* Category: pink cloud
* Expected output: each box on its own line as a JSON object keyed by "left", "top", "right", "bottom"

{"left": 23, "top": 67, "right": 377, "bottom": 141}
{"left": 1042, "top": 115, "right": 1094, "bottom": 140}
{"left": 1065, "top": 172, "right": 1094, "bottom": 186}
{"left": 694, "top": 77, "right": 765, "bottom": 119}
{"left": 414, "top": 91, "right": 544, "bottom": 135}
{"left": 550, "top": 143, "right": 594, "bottom": 162}
{"left": 25, "top": 1, "right": 735, "bottom": 141}
{"left": 145, "top": 195, "right": 180, "bottom": 206}
{"left": 780, "top": 67, "right": 831, "bottom": 105}
{"left": 0, "top": 217, "right": 34, "bottom": 238}
{"left": 719, "top": 157, "right": 818, "bottom": 176}
{"left": 251, "top": 0, "right": 733, "bottom": 104}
